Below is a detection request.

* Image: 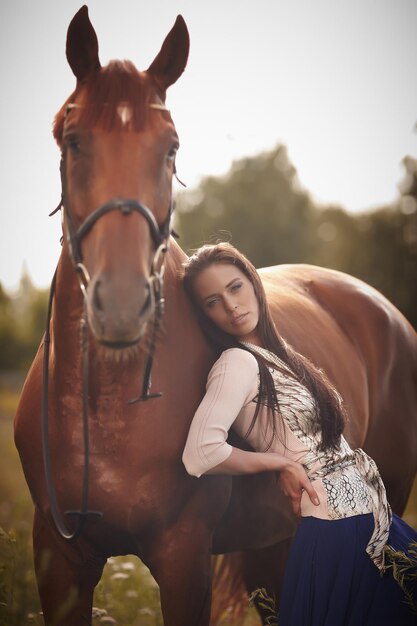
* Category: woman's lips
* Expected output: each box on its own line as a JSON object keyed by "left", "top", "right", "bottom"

{"left": 231, "top": 312, "right": 248, "bottom": 325}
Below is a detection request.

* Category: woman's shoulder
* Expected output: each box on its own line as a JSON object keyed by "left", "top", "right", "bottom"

{"left": 212, "top": 348, "right": 259, "bottom": 375}
{"left": 207, "top": 348, "right": 259, "bottom": 396}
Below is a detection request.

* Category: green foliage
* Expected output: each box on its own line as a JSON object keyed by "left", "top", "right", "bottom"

{"left": 249, "top": 588, "right": 278, "bottom": 625}
{"left": 175, "top": 145, "right": 417, "bottom": 330}
{"left": 0, "top": 525, "right": 43, "bottom": 626}
{"left": 93, "top": 557, "right": 163, "bottom": 625}
{"left": 0, "top": 285, "right": 21, "bottom": 371}
{"left": 0, "top": 277, "right": 48, "bottom": 372}
{"left": 384, "top": 542, "right": 417, "bottom": 614}
{"left": 0, "top": 376, "right": 42, "bottom": 626}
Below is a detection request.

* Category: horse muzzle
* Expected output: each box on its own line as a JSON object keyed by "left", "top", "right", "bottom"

{"left": 86, "top": 273, "right": 155, "bottom": 348}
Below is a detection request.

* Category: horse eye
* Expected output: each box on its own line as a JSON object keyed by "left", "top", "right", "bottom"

{"left": 167, "top": 144, "right": 178, "bottom": 163}
{"left": 65, "top": 134, "right": 81, "bottom": 155}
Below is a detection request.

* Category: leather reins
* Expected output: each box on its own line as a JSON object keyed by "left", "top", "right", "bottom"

{"left": 42, "top": 105, "right": 175, "bottom": 539}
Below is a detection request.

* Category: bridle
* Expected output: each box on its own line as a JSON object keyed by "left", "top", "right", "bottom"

{"left": 42, "top": 102, "right": 175, "bottom": 539}
{"left": 56, "top": 101, "right": 173, "bottom": 301}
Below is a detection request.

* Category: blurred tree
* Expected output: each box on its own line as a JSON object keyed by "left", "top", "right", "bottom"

{"left": 17, "top": 287, "right": 48, "bottom": 370}
{"left": 175, "top": 144, "right": 416, "bottom": 330}
{"left": 399, "top": 155, "right": 417, "bottom": 203}
{"left": 354, "top": 155, "right": 417, "bottom": 329}
{"left": 175, "top": 145, "right": 315, "bottom": 267}
{"left": 0, "top": 284, "right": 21, "bottom": 370}
{"left": 310, "top": 206, "right": 360, "bottom": 272}
{"left": 346, "top": 210, "right": 414, "bottom": 327}
{"left": 0, "top": 272, "right": 48, "bottom": 372}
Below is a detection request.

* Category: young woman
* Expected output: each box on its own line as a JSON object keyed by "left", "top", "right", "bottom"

{"left": 182, "top": 242, "right": 417, "bottom": 625}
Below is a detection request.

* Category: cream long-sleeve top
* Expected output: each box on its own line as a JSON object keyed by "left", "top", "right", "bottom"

{"left": 182, "top": 345, "right": 392, "bottom": 571}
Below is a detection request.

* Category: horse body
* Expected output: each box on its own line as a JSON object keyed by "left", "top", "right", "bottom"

{"left": 14, "top": 6, "right": 417, "bottom": 625}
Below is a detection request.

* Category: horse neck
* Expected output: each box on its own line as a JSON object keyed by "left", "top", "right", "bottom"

{"left": 51, "top": 247, "right": 83, "bottom": 342}
{"left": 159, "top": 239, "right": 211, "bottom": 355}
{"left": 164, "top": 239, "right": 190, "bottom": 321}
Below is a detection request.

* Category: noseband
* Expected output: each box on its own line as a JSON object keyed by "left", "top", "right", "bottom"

{"left": 71, "top": 198, "right": 168, "bottom": 285}
{"left": 43, "top": 106, "right": 175, "bottom": 539}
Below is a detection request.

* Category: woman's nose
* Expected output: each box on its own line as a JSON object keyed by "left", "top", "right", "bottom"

{"left": 225, "top": 299, "right": 237, "bottom": 312}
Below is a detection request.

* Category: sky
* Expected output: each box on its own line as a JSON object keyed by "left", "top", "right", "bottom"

{"left": 0, "top": 0, "right": 416, "bottom": 291}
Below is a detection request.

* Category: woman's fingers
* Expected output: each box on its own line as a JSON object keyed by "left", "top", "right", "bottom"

{"left": 303, "top": 480, "right": 320, "bottom": 507}
{"left": 278, "top": 461, "right": 320, "bottom": 514}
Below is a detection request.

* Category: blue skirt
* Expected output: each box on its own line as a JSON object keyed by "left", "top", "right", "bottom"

{"left": 279, "top": 513, "right": 417, "bottom": 625}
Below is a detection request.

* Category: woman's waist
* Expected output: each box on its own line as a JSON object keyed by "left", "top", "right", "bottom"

{"left": 301, "top": 463, "right": 374, "bottom": 520}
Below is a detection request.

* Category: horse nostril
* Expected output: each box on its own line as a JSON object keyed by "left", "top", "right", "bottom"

{"left": 93, "top": 280, "right": 103, "bottom": 312}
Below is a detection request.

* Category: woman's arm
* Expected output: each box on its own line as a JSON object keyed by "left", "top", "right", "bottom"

{"left": 182, "top": 349, "right": 319, "bottom": 515}
{"left": 205, "top": 446, "right": 320, "bottom": 516}
{"left": 182, "top": 350, "right": 260, "bottom": 477}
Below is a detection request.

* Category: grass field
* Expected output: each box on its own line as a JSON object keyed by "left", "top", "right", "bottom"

{"left": 1, "top": 372, "right": 416, "bottom": 625}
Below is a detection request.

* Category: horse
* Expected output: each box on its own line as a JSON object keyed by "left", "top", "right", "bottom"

{"left": 14, "top": 6, "right": 417, "bottom": 625}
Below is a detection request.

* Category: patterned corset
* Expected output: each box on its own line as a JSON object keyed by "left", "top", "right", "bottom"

{"left": 316, "top": 460, "right": 373, "bottom": 519}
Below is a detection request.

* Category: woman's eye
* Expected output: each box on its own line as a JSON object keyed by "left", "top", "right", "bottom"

{"left": 206, "top": 299, "right": 218, "bottom": 309}
{"left": 231, "top": 282, "right": 242, "bottom": 292}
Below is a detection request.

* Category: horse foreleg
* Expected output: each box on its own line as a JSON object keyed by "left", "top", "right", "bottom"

{"left": 33, "top": 508, "right": 105, "bottom": 626}
{"left": 144, "top": 522, "right": 213, "bottom": 626}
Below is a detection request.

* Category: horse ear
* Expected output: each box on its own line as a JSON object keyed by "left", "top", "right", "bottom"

{"left": 66, "top": 5, "right": 101, "bottom": 82}
{"left": 147, "top": 15, "right": 190, "bottom": 93}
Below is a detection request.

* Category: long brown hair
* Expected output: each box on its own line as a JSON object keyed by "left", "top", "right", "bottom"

{"left": 182, "top": 242, "right": 345, "bottom": 452}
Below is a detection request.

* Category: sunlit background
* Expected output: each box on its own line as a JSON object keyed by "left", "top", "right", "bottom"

{"left": 0, "top": 0, "right": 416, "bottom": 290}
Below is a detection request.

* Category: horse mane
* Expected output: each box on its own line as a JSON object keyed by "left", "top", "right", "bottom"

{"left": 53, "top": 60, "right": 163, "bottom": 145}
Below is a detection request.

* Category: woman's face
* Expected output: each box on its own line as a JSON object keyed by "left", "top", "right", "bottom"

{"left": 192, "top": 262, "right": 261, "bottom": 344}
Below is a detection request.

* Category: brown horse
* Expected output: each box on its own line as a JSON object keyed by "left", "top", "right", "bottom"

{"left": 14, "top": 6, "right": 417, "bottom": 626}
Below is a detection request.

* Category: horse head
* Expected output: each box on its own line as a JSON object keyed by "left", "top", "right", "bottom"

{"left": 53, "top": 6, "right": 189, "bottom": 349}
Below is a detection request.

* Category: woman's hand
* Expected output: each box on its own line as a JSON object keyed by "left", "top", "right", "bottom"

{"left": 277, "top": 459, "right": 320, "bottom": 516}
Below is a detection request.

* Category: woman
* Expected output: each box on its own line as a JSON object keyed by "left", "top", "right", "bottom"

{"left": 182, "top": 242, "right": 417, "bottom": 625}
